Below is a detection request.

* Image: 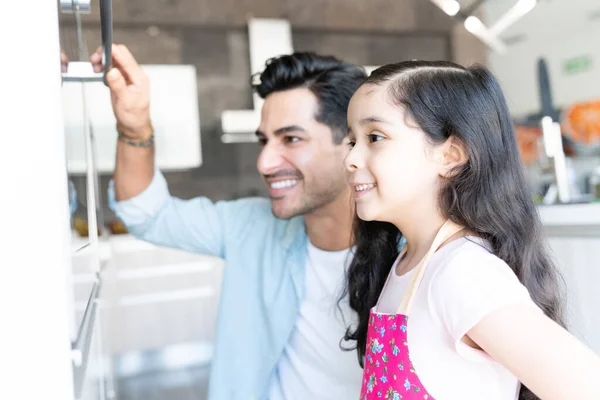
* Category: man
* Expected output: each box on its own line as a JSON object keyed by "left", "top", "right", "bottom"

{"left": 92, "top": 44, "right": 366, "bottom": 399}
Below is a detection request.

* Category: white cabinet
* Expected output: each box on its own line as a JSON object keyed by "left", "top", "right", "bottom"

{"left": 540, "top": 203, "right": 600, "bottom": 355}
{"left": 1, "top": 1, "right": 79, "bottom": 399}
{"left": 72, "top": 234, "right": 224, "bottom": 380}
{"left": 62, "top": 65, "right": 202, "bottom": 174}
{"left": 77, "top": 314, "right": 110, "bottom": 400}
{"left": 546, "top": 237, "right": 600, "bottom": 355}
{"left": 106, "top": 236, "right": 224, "bottom": 359}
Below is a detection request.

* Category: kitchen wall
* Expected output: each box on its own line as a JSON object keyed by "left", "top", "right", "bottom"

{"left": 485, "top": 0, "right": 600, "bottom": 118}
{"left": 59, "top": 0, "right": 486, "bottom": 220}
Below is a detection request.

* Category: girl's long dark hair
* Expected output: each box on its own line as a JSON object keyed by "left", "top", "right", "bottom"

{"left": 342, "top": 61, "right": 565, "bottom": 400}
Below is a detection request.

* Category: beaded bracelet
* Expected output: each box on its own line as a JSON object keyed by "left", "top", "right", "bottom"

{"left": 117, "top": 125, "right": 155, "bottom": 148}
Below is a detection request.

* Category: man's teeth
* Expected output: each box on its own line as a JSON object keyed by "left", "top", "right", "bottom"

{"left": 355, "top": 184, "right": 376, "bottom": 192}
{"left": 270, "top": 180, "right": 299, "bottom": 189}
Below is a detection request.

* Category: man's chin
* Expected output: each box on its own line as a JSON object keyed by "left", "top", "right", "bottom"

{"left": 270, "top": 205, "right": 296, "bottom": 220}
{"left": 270, "top": 198, "right": 304, "bottom": 220}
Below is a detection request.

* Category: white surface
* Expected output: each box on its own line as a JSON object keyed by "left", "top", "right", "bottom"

{"left": 485, "top": 0, "right": 598, "bottom": 41}
{"left": 488, "top": 0, "right": 537, "bottom": 37}
{"left": 537, "top": 200, "right": 600, "bottom": 355}
{"left": 79, "top": 314, "right": 107, "bottom": 400}
{"left": 538, "top": 203, "right": 600, "bottom": 227}
{"left": 485, "top": 0, "right": 600, "bottom": 117}
{"left": 221, "top": 18, "right": 293, "bottom": 135}
{"left": 71, "top": 233, "right": 224, "bottom": 355}
{"left": 0, "top": 1, "right": 76, "bottom": 399}
{"left": 62, "top": 65, "right": 202, "bottom": 173}
{"left": 548, "top": 237, "right": 600, "bottom": 355}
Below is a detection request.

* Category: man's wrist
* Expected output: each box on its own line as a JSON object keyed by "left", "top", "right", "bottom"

{"left": 117, "top": 121, "right": 154, "bottom": 141}
{"left": 117, "top": 122, "right": 155, "bottom": 148}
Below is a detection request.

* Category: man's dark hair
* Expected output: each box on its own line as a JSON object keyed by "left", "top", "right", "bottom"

{"left": 253, "top": 52, "right": 367, "bottom": 144}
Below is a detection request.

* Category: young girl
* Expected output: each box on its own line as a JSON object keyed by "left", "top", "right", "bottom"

{"left": 343, "top": 61, "right": 600, "bottom": 400}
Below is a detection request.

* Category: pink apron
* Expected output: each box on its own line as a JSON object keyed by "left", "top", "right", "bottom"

{"left": 359, "top": 220, "right": 464, "bottom": 400}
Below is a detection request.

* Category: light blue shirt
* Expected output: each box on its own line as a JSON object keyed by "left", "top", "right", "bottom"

{"left": 109, "top": 170, "right": 309, "bottom": 400}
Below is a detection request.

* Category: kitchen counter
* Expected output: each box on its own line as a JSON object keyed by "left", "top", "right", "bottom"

{"left": 538, "top": 202, "right": 600, "bottom": 226}
{"left": 538, "top": 202, "right": 600, "bottom": 236}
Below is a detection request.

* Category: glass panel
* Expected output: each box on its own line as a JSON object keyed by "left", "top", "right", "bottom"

{"left": 57, "top": 1, "right": 112, "bottom": 398}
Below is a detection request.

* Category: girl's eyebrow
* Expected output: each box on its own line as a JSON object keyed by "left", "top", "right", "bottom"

{"left": 359, "top": 116, "right": 392, "bottom": 126}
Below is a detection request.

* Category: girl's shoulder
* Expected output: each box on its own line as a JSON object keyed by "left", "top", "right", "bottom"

{"left": 427, "top": 236, "right": 530, "bottom": 306}
{"left": 434, "top": 235, "right": 508, "bottom": 267}
{"left": 425, "top": 237, "right": 538, "bottom": 341}
{"left": 431, "top": 236, "right": 506, "bottom": 270}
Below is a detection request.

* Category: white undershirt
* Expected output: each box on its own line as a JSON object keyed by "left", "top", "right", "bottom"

{"left": 268, "top": 242, "right": 363, "bottom": 400}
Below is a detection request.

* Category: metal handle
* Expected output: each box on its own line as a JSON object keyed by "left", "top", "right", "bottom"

{"left": 60, "top": 0, "right": 91, "bottom": 13}
{"left": 71, "top": 275, "right": 102, "bottom": 399}
{"left": 99, "top": 0, "right": 112, "bottom": 86}
{"left": 62, "top": 0, "right": 113, "bottom": 86}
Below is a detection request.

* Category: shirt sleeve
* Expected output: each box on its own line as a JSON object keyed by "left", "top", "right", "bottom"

{"left": 428, "top": 249, "right": 542, "bottom": 343}
{"left": 108, "top": 168, "right": 231, "bottom": 258}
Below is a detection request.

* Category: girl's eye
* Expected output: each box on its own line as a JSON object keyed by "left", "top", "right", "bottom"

{"left": 368, "top": 133, "right": 384, "bottom": 143}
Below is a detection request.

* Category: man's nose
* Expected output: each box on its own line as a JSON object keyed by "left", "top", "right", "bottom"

{"left": 257, "top": 142, "right": 284, "bottom": 175}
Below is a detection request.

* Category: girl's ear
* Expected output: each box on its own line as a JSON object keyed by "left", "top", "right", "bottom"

{"left": 437, "top": 136, "right": 468, "bottom": 178}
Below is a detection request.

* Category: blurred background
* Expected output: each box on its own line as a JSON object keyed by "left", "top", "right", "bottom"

{"left": 59, "top": 0, "right": 487, "bottom": 208}
{"left": 3, "top": 1, "right": 600, "bottom": 400}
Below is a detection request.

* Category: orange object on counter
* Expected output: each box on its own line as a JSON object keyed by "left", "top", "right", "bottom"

{"left": 72, "top": 218, "right": 101, "bottom": 237}
{"left": 514, "top": 125, "right": 542, "bottom": 165}
{"left": 563, "top": 99, "right": 600, "bottom": 145}
{"left": 72, "top": 218, "right": 128, "bottom": 236}
{"left": 108, "top": 219, "right": 128, "bottom": 235}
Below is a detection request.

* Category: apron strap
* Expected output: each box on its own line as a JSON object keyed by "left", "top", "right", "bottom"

{"left": 396, "top": 219, "right": 465, "bottom": 316}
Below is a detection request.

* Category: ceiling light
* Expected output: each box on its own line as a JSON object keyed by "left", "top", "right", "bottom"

{"left": 430, "top": 0, "right": 461, "bottom": 17}
{"left": 489, "top": 0, "right": 538, "bottom": 36}
{"left": 464, "top": 16, "right": 508, "bottom": 54}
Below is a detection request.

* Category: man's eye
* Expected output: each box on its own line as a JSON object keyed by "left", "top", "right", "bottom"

{"left": 285, "top": 136, "right": 300, "bottom": 144}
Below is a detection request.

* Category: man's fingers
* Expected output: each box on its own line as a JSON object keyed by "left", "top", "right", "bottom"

{"left": 106, "top": 67, "right": 127, "bottom": 94}
{"left": 111, "top": 44, "right": 145, "bottom": 86}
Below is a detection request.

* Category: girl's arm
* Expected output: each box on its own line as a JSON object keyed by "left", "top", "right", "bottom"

{"left": 468, "top": 305, "right": 600, "bottom": 400}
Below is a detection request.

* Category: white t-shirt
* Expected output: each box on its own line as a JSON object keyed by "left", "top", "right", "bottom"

{"left": 268, "top": 242, "right": 363, "bottom": 400}
{"left": 376, "top": 237, "right": 541, "bottom": 400}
